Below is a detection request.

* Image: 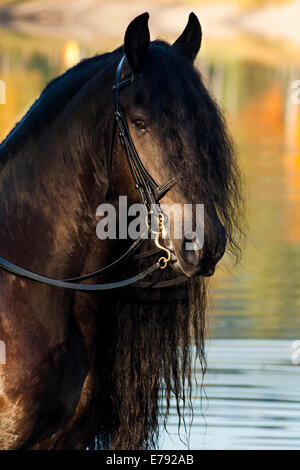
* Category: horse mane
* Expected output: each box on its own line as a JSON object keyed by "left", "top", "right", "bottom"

{"left": 87, "top": 41, "right": 244, "bottom": 450}
{"left": 140, "top": 40, "right": 244, "bottom": 260}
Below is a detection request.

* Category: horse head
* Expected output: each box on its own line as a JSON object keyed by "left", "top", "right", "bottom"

{"left": 111, "top": 13, "right": 241, "bottom": 281}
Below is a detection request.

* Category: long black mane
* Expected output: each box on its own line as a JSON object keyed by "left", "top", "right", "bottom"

{"left": 94, "top": 42, "right": 242, "bottom": 449}
{"left": 135, "top": 40, "right": 243, "bottom": 258}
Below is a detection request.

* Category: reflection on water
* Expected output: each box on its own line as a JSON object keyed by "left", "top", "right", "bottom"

{"left": 209, "top": 57, "right": 300, "bottom": 339}
{"left": 161, "top": 341, "right": 300, "bottom": 450}
{"left": 1, "top": 29, "right": 300, "bottom": 449}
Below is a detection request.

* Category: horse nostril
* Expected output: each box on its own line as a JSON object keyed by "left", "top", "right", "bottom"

{"left": 181, "top": 236, "right": 203, "bottom": 266}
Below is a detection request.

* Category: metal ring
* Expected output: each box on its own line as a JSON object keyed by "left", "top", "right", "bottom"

{"left": 158, "top": 257, "right": 168, "bottom": 269}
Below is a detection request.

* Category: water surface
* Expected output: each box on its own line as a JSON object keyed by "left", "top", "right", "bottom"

{"left": 161, "top": 340, "right": 300, "bottom": 449}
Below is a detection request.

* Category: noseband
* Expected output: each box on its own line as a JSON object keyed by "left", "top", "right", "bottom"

{"left": 0, "top": 56, "right": 187, "bottom": 291}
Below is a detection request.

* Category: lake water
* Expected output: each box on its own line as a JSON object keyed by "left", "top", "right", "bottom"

{"left": 0, "top": 26, "right": 300, "bottom": 450}
{"left": 161, "top": 340, "right": 300, "bottom": 450}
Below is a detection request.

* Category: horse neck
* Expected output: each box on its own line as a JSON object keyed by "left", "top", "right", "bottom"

{"left": 0, "top": 77, "right": 112, "bottom": 277}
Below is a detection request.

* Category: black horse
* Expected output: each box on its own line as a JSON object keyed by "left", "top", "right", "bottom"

{"left": 0, "top": 13, "right": 242, "bottom": 449}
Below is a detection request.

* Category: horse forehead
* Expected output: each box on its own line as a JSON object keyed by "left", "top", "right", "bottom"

{"left": 128, "top": 87, "right": 147, "bottom": 107}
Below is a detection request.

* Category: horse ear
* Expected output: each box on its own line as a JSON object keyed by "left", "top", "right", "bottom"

{"left": 124, "top": 12, "right": 150, "bottom": 74}
{"left": 172, "top": 13, "right": 202, "bottom": 62}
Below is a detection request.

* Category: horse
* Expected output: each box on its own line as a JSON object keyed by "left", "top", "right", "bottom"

{"left": 0, "top": 12, "right": 243, "bottom": 450}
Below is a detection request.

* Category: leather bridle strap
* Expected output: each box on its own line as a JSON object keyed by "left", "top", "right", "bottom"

{"left": 0, "top": 256, "right": 162, "bottom": 291}
{"left": 133, "top": 275, "right": 187, "bottom": 289}
{"left": 63, "top": 233, "right": 146, "bottom": 282}
{"left": 110, "top": 56, "right": 176, "bottom": 208}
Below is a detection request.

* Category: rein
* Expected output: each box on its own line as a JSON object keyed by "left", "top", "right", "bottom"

{"left": 0, "top": 56, "right": 187, "bottom": 291}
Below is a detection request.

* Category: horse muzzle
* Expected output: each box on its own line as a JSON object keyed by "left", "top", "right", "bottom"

{"left": 172, "top": 226, "right": 226, "bottom": 278}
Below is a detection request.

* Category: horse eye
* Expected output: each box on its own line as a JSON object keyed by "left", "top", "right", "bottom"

{"left": 133, "top": 119, "right": 146, "bottom": 130}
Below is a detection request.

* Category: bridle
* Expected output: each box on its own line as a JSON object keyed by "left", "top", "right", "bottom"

{"left": 110, "top": 57, "right": 179, "bottom": 210}
{"left": 0, "top": 56, "right": 187, "bottom": 291}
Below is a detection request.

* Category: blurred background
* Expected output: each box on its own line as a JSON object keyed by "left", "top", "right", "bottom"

{"left": 1, "top": 0, "right": 300, "bottom": 450}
